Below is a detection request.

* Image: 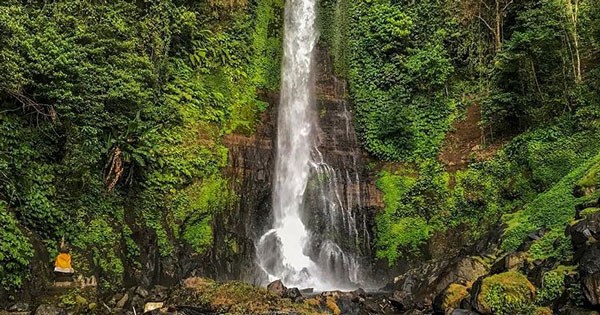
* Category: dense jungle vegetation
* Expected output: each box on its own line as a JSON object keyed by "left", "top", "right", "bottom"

{"left": 0, "top": 0, "right": 283, "bottom": 293}
{"left": 1, "top": 0, "right": 600, "bottom": 311}
{"left": 319, "top": 0, "right": 600, "bottom": 266}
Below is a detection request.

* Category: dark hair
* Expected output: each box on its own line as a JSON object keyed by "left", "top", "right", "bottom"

{"left": 60, "top": 248, "right": 70, "bottom": 254}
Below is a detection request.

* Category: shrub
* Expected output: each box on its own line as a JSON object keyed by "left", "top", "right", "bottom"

{"left": 0, "top": 201, "right": 34, "bottom": 292}
{"left": 477, "top": 271, "right": 536, "bottom": 315}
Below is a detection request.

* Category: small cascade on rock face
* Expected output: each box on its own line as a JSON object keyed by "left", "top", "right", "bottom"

{"left": 256, "top": 0, "right": 371, "bottom": 290}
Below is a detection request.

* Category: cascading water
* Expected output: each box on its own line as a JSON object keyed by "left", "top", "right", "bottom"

{"left": 256, "top": 0, "right": 319, "bottom": 288}
{"left": 256, "top": 0, "right": 369, "bottom": 290}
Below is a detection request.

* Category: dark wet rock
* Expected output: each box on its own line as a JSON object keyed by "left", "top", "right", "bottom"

{"left": 151, "top": 285, "right": 169, "bottom": 300}
{"left": 361, "top": 299, "right": 381, "bottom": 313}
{"left": 575, "top": 199, "right": 600, "bottom": 219}
{"left": 266, "top": 280, "right": 304, "bottom": 302}
{"left": 490, "top": 252, "right": 527, "bottom": 274}
{"left": 391, "top": 256, "right": 488, "bottom": 311}
{"left": 135, "top": 286, "right": 149, "bottom": 298}
{"left": 450, "top": 310, "right": 479, "bottom": 315}
{"left": 468, "top": 223, "right": 505, "bottom": 257}
{"left": 352, "top": 288, "right": 367, "bottom": 299}
{"left": 173, "top": 306, "right": 220, "bottom": 315}
{"left": 389, "top": 290, "right": 415, "bottom": 311}
{"left": 558, "top": 305, "right": 600, "bottom": 315}
{"left": 267, "top": 280, "right": 287, "bottom": 296}
{"left": 299, "top": 288, "right": 313, "bottom": 293}
{"left": 526, "top": 257, "right": 559, "bottom": 288}
{"left": 8, "top": 303, "right": 30, "bottom": 312}
{"left": 518, "top": 228, "right": 548, "bottom": 251}
{"left": 35, "top": 305, "right": 66, "bottom": 315}
{"left": 286, "top": 287, "right": 302, "bottom": 302}
{"left": 459, "top": 297, "right": 473, "bottom": 310}
{"left": 579, "top": 243, "right": 600, "bottom": 305}
{"left": 568, "top": 212, "right": 600, "bottom": 250}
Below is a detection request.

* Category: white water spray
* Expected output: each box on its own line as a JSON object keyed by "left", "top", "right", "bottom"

{"left": 256, "top": 0, "right": 369, "bottom": 290}
{"left": 256, "top": 0, "right": 319, "bottom": 288}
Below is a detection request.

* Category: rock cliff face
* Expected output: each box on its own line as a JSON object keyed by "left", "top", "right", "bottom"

{"left": 220, "top": 47, "right": 385, "bottom": 285}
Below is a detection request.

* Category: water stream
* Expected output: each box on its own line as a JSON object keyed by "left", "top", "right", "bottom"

{"left": 256, "top": 0, "right": 367, "bottom": 290}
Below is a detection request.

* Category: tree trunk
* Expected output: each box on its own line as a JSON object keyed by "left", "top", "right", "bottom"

{"left": 495, "top": 0, "right": 502, "bottom": 51}
{"left": 566, "top": 0, "right": 582, "bottom": 83}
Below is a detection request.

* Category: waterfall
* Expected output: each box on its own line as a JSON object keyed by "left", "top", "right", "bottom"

{"left": 256, "top": 0, "right": 319, "bottom": 289}
{"left": 256, "top": 0, "right": 368, "bottom": 290}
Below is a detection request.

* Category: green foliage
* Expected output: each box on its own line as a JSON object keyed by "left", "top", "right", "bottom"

{"left": 483, "top": 0, "right": 599, "bottom": 132}
{"left": 170, "top": 175, "right": 234, "bottom": 254}
{"left": 535, "top": 266, "right": 575, "bottom": 306}
{"left": 478, "top": 271, "right": 536, "bottom": 315}
{"left": 320, "top": 0, "right": 455, "bottom": 161}
{"left": 502, "top": 150, "right": 600, "bottom": 252}
{"left": 0, "top": 0, "right": 282, "bottom": 293}
{"left": 0, "top": 201, "right": 34, "bottom": 291}
{"left": 374, "top": 161, "right": 451, "bottom": 263}
{"left": 578, "top": 158, "right": 600, "bottom": 188}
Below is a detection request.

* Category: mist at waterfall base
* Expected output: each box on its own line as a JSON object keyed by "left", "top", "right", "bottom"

{"left": 255, "top": 0, "right": 369, "bottom": 291}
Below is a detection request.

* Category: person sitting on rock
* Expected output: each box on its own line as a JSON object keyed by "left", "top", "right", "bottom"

{"left": 54, "top": 247, "right": 74, "bottom": 275}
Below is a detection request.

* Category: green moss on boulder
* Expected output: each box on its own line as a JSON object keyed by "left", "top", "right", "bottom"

{"left": 437, "top": 283, "right": 469, "bottom": 310}
{"left": 476, "top": 271, "right": 536, "bottom": 315}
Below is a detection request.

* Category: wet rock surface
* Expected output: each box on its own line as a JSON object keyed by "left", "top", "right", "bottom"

{"left": 266, "top": 280, "right": 303, "bottom": 302}
{"left": 34, "top": 305, "right": 66, "bottom": 315}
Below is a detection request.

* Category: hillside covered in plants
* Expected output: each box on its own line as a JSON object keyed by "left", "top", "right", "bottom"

{"left": 1, "top": 0, "right": 600, "bottom": 314}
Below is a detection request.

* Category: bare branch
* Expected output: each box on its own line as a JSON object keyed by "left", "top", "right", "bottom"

{"left": 479, "top": 0, "right": 492, "bottom": 11}
{"left": 7, "top": 91, "right": 57, "bottom": 121}
{"left": 477, "top": 14, "right": 496, "bottom": 34}
{"left": 502, "top": 0, "right": 513, "bottom": 12}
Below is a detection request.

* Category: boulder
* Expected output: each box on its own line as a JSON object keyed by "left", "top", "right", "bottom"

{"left": 527, "top": 257, "right": 559, "bottom": 288}
{"left": 35, "top": 305, "right": 66, "bottom": 315}
{"left": 568, "top": 212, "right": 600, "bottom": 250}
{"left": 391, "top": 256, "right": 488, "bottom": 311}
{"left": 473, "top": 271, "right": 535, "bottom": 314}
{"left": 433, "top": 283, "right": 469, "bottom": 313}
{"left": 352, "top": 288, "right": 367, "bottom": 299}
{"left": 579, "top": 243, "right": 600, "bottom": 305}
{"left": 267, "top": 280, "right": 287, "bottom": 296}
{"left": 518, "top": 229, "right": 548, "bottom": 251}
{"left": 490, "top": 252, "right": 527, "bottom": 274}
{"left": 285, "top": 287, "right": 302, "bottom": 302}
{"left": 300, "top": 288, "right": 313, "bottom": 293}
{"left": 558, "top": 305, "right": 600, "bottom": 315}
{"left": 135, "top": 286, "right": 149, "bottom": 298}
{"left": 534, "top": 307, "right": 553, "bottom": 315}
{"left": 8, "top": 303, "right": 30, "bottom": 312}
{"left": 389, "top": 290, "right": 415, "bottom": 311}
{"left": 450, "top": 310, "right": 478, "bottom": 315}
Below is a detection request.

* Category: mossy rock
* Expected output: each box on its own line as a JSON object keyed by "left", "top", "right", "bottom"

{"left": 434, "top": 283, "right": 469, "bottom": 311}
{"left": 175, "top": 277, "right": 327, "bottom": 314}
{"left": 534, "top": 307, "right": 553, "bottom": 315}
{"left": 581, "top": 207, "right": 600, "bottom": 218}
{"left": 475, "top": 271, "right": 536, "bottom": 315}
{"left": 578, "top": 161, "right": 600, "bottom": 189}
